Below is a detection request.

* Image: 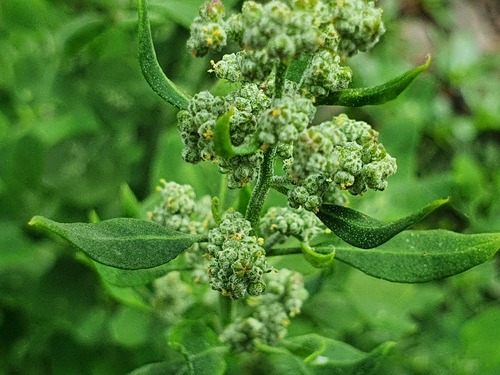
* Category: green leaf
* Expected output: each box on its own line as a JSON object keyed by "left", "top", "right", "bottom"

{"left": 281, "top": 334, "right": 394, "bottom": 375}
{"left": 29, "top": 216, "right": 205, "bottom": 270}
{"left": 316, "top": 55, "right": 431, "bottom": 107}
{"left": 93, "top": 261, "right": 181, "bottom": 287}
{"left": 319, "top": 230, "right": 500, "bottom": 283}
{"left": 301, "top": 243, "right": 335, "bottom": 268}
{"left": 128, "top": 361, "right": 180, "bottom": 375}
{"left": 169, "top": 320, "right": 228, "bottom": 375}
{"left": 316, "top": 198, "right": 449, "bottom": 249}
{"left": 213, "top": 107, "right": 260, "bottom": 158}
{"left": 137, "top": 0, "right": 191, "bottom": 109}
{"left": 120, "top": 183, "right": 144, "bottom": 219}
{"left": 286, "top": 56, "right": 311, "bottom": 83}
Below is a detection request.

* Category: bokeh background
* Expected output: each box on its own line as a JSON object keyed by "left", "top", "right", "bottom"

{"left": 1, "top": 0, "right": 499, "bottom": 374}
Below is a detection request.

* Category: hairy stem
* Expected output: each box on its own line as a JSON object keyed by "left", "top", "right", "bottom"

{"left": 245, "top": 146, "right": 277, "bottom": 232}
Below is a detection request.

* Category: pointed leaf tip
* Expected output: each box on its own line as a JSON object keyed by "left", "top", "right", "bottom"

{"left": 316, "top": 54, "right": 432, "bottom": 107}
{"left": 316, "top": 198, "right": 449, "bottom": 249}
{"left": 329, "top": 230, "right": 500, "bottom": 282}
{"left": 29, "top": 215, "right": 205, "bottom": 270}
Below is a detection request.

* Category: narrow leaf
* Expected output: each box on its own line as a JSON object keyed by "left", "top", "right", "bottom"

{"left": 316, "top": 55, "right": 431, "bottom": 107}
{"left": 316, "top": 198, "right": 449, "bottom": 249}
{"left": 29, "top": 216, "right": 205, "bottom": 270}
{"left": 213, "top": 107, "right": 260, "bottom": 158}
{"left": 137, "top": 0, "right": 191, "bottom": 109}
{"left": 320, "top": 230, "right": 500, "bottom": 283}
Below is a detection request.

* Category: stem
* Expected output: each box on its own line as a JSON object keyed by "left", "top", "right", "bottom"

{"left": 219, "top": 294, "right": 233, "bottom": 328}
{"left": 244, "top": 62, "right": 288, "bottom": 230}
{"left": 267, "top": 246, "right": 303, "bottom": 257}
{"left": 273, "top": 62, "right": 288, "bottom": 99}
{"left": 245, "top": 146, "right": 277, "bottom": 231}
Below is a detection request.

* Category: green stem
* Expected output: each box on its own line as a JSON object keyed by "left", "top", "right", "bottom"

{"left": 267, "top": 246, "right": 303, "bottom": 257}
{"left": 273, "top": 62, "right": 288, "bottom": 99}
{"left": 244, "top": 63, "right": 288, "bottom": 230}
{"left": 219, "top": 294, "right": 233, "bottom": 328}
{"left": 245, "top": 146, "right": 277, "bottom": 231}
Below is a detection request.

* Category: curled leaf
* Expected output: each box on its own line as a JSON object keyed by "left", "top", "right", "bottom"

{"left": 137, "top": 0, "right": 191, "bottom": 109}
{"left": 318, "top": 230, "right": 500, "bottom": 283}
{"left": 29, "top": 216, "right": 206, "bottom": 270}
{"left": 316, "top": 198, "right": 449, "bottom": 249}
{"left": 302, "top": 243, "right": 335, "bottom": 268}
{"left": 316, "top": 55, "right": 431, "bottom": 107}
{"left": 213, "top": 107, "right": 260, "bottom": 158}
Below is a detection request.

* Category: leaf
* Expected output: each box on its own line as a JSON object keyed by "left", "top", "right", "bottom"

{"left": 316, "top": 198, "right": 449, "bottom": 249}
{"left": 316, "top": 55, "right": 431, "bottom": 107}
{"left": 137, "top": 0, "right": 191, "bottom": 109}
{"left": 280, "top": 334, "right": 394, "bottom": 375}
{"left": 169, "top": 320, "right": 228, "bottom": 375}
{"left": 93, "top": 261, "right": 180, "bottom": 287}
{"left": 29, "top": 216, "right": 205, "bottom": 270}
{"left": 301, "top": 243, "right": 335, "bottom": 268}
{"left": 120, "top": 183, "right": 144, "bottom": 219}
{"left": 286, "top": 56, "right": 311, "bottom": 83}
{"left": 213, "top": 107, "right": 260, "bottom": 158}
{"left": 61, "top": 14, "right": 107, "bottom": 57}
{"left": 318, "top": 230, "right": 500, "bottom": 283}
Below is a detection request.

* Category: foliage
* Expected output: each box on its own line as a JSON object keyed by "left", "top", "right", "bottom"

{"left": 1, "top": 0, "right": 499, "bottom": 374}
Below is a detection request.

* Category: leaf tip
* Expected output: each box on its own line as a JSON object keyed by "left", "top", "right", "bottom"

{"left": 423, "top": 54, "right": 432, "bottom": 68}
{"left": 28, "top": 215, "right": 44, "bottom": 227}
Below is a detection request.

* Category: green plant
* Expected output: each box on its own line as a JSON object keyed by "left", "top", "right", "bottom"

{"left": 27, "top": 0, "right": 500, "bottom": 373}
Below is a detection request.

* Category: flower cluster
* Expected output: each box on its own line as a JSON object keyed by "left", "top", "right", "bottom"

{"left": 299, "top": 49, "right": 353, "bottom": 97}
{"left": 152, "top": 271, "right": 194, "bottom": 324}
{"left": 258, "top": 94, "right": 315, "bottom": 146}
{"left": 177, "top": 84, "right": 270, "bottom": 188}
{"left": 330, "top": 0, "right": 386, "bottom": 57}
{"left": 207, "top": 211, "right": 272, "bottom": 299}
{"left": 291, "top": 114, "right": 397, "bottom": 197}
{"left": 260, "top": 206, "right": 325, "bottom": 243}
{"left": 148, "top": 179, "right": 213, "bottom": 234}
{"left": 181, "top": 0, "right": 390, "bottom": 196}
{"left": 221, "top": 269, "right": 308, "bottom": 351}
{"left": 187, "top": 0, "right": 227, "bottom": 57}
{"left": 190, "top": 0, "right": 383, "bottom": 85}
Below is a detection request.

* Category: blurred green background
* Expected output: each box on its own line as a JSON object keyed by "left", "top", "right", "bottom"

{"left": 0, "top": 0, "right": 499, "bottom": 374}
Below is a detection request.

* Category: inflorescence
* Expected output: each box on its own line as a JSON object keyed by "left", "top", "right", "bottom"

{"left": 178, "top": 0, "right": 395, "bottom": 212}
{"left": 149, "top": 0, "right": 397, "bottom": 352}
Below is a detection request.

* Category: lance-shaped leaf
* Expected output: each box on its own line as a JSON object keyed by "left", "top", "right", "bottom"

{"left": 316, "top": 198, "right": 449, "bottom": 249}
{"left": 315, "top": 55, "right": 431, "bottom": 107}
{"left": 213, "top": 107, "right": 260, "bottom": 158}
{"left": 317, "top": 230, "right": 500, "bottom": 283}
{"left": 137, "top": 0, "right": 191, "bottom": 109}
{"left": 29, "top": 216, "right": 206, "bottom": 270}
